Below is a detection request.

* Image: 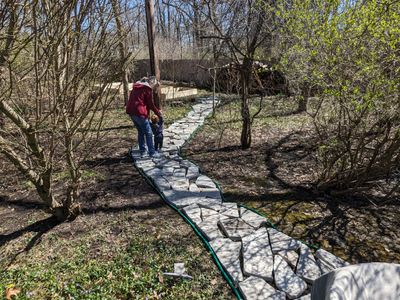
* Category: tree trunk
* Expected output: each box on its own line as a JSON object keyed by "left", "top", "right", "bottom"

{"left": 157, "top": 0, "right": 167, "bottom": 38}
{"left": 0, "top": 112, "right": 4, "bottom": 128}
{"left": 111, "top": 0, "right": 129, "bottom": 105}
{"left": 0, "top": 0, "right": 17, "bottom": 126}
{"left": 240, "top": 58, "right": 252, "bottom": 149}
{"left": 212, "top": 68, "right": 216, "bottom": 116}
{"left": 145, "top": 0, "right": 162, "bottom": 109}
{"left": 298, "top": 82, "right": 309, "bottom": 113}
{"left": 193, "top": 0, "right": 201, "bottom": 56}
{"left": 167, "top": 0, "right": 171, "bottom": 39}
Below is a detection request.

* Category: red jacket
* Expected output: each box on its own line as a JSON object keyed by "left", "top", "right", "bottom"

{"left": 126, "top": 82, "right": 161, "bottom": 118}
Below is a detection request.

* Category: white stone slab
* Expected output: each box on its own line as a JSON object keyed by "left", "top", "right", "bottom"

{"left": 277, "top": 250, "right": 299, "bottom": 268}
{"left": 210, "top": 238, "right": 243, "bottom": 283}
{"left": 198, "top": 220, "right": 223, "bottom": 241}
{"left": 191, "top": 197, "right": 222, "bottom": 209}
{"left": 152, "top": 157, "right": 169, "bottom": 166}
{"left": 182, "top": 204, "right": 202, "bottom": 225}
{"left": 170, "top": 178, "right": 189, "bottom": 191}
{"left": 196, "top": 198, "right": 223, "bottom": 208}
{"left": 189, "top": 183, "right": 201, "bottom": 192}
{"left": 200, "top": 202, "right": 235, "bottom": 213}
{"left": 247, "top": 226, "right": 270, "bottom": 241}
{"left": 139, "top": 164, "right": 157, "bottom": 173}
{"left": 180, "top": 160, "right": 196, "bottom": 168}
{"left": 154, "top": 156, "right": 169, "bottom": 163}
{"left": 164, "top": 146, "right": 179, "bottom": 152}
{"left": 219, "top": 203, "right": 240, "bottom": 218}
{"left": 173, "top": 168, "right": 186, "bottom": 177}
{"left": 196, "top": 175, "right": 216, "bottom": 189}
{"left": 172, "top": 140, "right": 185, "bottom": 147}
{"left": 197, "top": 200, "right": 221, "bottom": 211}
{"left": 295, "top": 294, "right": 311, "bottom": 300}
{"left": 268, "top": 228, "right": 301, "bottom": 253}
{"left": 317, "top": 258, "right": 333, "bottom": 274}
{"left": 160, "top": 160, "right": 181, "bottom": 169}
{"left": 144, "top": 167, "right": 163, "bottom": 178}
{"left": 199, "top": 211, "right": 231, "bottom": 241}
{"left": 274, "top": 255, "right": 307, "bottom": 299}
{"left": 162, "top": 167, "right": 175, "bottom": 176}
{"left": 169, "top": 196, "right": 204, "bottom": 207}
{"left": 296, "top": 244, "right": 322, "bottom": 283}
{"left": 163, "top": 190, "right": 208, "bottom": 208}
{"left": 219, "top": 202, "right": 238, "bottom": 210}
{"left": 219, "top": 218, "right": 255, "bottom": 240}
{"left": 201, "top": 207, "right": 219, "bottom": 220}
{"left": 242, "top": 229, "right": 274, "bottom": 281}
{"left": 239, "top": 276, "right": 286, "bottom": 300}
{"left": 186, "top": 166, "right": 199, "bottom": 179}
{"left": 153, "top": 176, "right": 171, "bottom": 190}
{"left": 135, "top": 159, "right": 155, "bottom": 168}
{"left": 315, "top": 248, "right": 348, "bottom": 270}
{"left": 240, "top": 207, "right": 267, "bottom": 228}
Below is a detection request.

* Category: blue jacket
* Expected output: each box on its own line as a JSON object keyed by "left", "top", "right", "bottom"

{"left": 150, "top": 117, "right": 163, "bottom": 137}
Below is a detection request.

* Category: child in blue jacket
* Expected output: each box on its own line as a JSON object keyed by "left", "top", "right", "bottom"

{"left": 150, "top": 115, "right": 163, "bottom": 151}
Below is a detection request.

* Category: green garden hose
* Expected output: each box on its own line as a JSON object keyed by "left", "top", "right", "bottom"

{"left": 132, "top": 161, "right": 243, "bottom": 300}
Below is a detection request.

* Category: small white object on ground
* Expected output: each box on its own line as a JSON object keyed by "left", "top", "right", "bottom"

{"left": 163, "top": 263, "right": 193, "bottom": 280}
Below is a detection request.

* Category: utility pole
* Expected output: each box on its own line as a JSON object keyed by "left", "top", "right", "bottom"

{"left": 145, "top": 0, "right": 161, "bottom": 108}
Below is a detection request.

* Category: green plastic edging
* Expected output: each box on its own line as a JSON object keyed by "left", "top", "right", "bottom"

{"left": 131, "top": 157, "right": 244, "bottom": 300}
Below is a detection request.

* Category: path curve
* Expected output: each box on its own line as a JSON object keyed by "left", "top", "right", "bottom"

{"left": 130, "top": 97, "right": 349, "bottom": 300}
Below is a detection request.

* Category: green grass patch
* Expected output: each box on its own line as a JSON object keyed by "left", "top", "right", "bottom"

{"left": 200, "top": 95, "right": 310, "bottom": 132}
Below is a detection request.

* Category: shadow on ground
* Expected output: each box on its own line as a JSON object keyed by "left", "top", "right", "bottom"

{"left": 183, "top": 120, "right": 400, "bottom": 264}
{"left": 0, "top": 152, "right": 164, "bottom": 254}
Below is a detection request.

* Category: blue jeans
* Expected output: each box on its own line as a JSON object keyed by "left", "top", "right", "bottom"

{"left": 130, "top": 115, "right": 155, "bottom": 156}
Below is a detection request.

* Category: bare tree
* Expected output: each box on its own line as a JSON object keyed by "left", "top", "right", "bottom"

{"left": 0, "top": 0, "right": 120, "bottom": 220}
{"left": 202, "top": 0, "right": 275, "bottom": 149}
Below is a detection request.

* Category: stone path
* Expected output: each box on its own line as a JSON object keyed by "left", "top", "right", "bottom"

{"left": 130, "top": 97, "right": 350, "bottom": 299}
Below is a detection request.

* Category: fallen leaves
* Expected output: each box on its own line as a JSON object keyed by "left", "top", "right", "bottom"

{"left": 5, "top": 287, "right": 21, "bottom": 300}
{"left": 320, "top": 239, "right": 330, "bottom": 249}
{"left": 107, "top": 271, "right": 113, "bottom": 280}
{"left": 158, "top": 272, "right": 164, "bottom": 284}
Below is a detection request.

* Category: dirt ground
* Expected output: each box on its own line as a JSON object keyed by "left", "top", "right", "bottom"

{"left": 182, "top": 96, "right": 400, "bottom": 264}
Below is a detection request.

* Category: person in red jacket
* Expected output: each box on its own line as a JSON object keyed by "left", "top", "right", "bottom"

{"left": 126, "top": 76, "right": 162, "bottom": 157}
